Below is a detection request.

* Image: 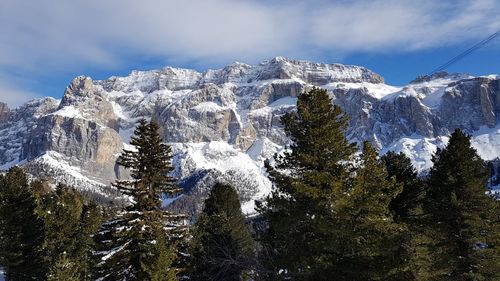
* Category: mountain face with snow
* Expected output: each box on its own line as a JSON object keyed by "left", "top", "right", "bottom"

{"left": 1, "top": 57, "right": 499, "bottom": 214}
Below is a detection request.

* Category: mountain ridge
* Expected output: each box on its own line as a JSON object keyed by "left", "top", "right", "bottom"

{"left": 1, "top": 57, "right": 499, "bottom": 214}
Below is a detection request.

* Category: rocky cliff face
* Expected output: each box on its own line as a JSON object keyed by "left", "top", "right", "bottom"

{"left": 1, "top": 57, "right": 498, "bottom": 212}
{"left": 0, "top": 102, "right": 9, "bottom": 123}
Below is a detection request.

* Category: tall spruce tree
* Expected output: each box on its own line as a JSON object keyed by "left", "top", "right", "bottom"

{"left": 0, "top": 167, "right": 46, "bottom": 280}
{"left": 424, "top": 128, "right": 500, "bottom": 280}
{"left": 93, "top": 119, "right": 184, "bottom": 281}
{"left": 188, "top": 182, "right": 255, "bottom": 281}
{"left": 257, "top": 88, "right": 358, "bottom": 280}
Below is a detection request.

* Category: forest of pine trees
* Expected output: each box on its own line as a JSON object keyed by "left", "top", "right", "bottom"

{"left": 0, "top": 88, "right": 498, "bottom": 280}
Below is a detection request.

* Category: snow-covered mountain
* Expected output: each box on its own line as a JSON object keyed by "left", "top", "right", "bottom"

{"left": 1, "top": 57, "right": 499, "bottom": 214}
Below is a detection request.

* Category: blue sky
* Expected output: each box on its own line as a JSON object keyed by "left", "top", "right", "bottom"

{"left": 0, "top": 0, "right": 499, "bottom": 107}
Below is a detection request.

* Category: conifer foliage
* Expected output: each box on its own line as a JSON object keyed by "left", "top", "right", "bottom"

{"left": 258, "top": 88, "right": 409, "bottom": 280}
{"left": 0, "top": 167, "right": 45, "bottom": 280}
{"left": 424, "top": 129, "right": 500, "bottom": 280}
{"left": 188, "top": 182, "right": 255, "bottom": 281}
{"left": 382, "top": 151, "right": 431, "bottom": 280}
{"left": 381, "top": 151, "right": 422, "bottom": 222}
{"left": 93, "top": 119, "right": 184, "bottom": 281}
{"left": 0, "top": 168, "right": 102, "bottom": 281}
{"left": 257, "top": 87, "right": 357, "bottom": 280}
{"left": 37, "top": 184, "right": 102, "bottom": 281}
{"left": 333, "top": 142, "right": 408, "bottom": 280}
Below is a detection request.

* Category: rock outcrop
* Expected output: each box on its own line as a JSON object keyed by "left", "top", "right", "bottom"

{"left": 0, "top": 102, "right": 9, "bottom": 123}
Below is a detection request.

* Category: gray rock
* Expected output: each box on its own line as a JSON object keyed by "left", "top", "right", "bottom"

{"left": 439, "top": 77, "right": 499, "bottom": 132}
{"left": 0, "top": 102, "right": 10, "bottom": 123}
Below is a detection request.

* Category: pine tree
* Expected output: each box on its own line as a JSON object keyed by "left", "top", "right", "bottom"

{"left": 257, "top": 87, "right": 358, "bottom": 280}
{"left": 258, "top": 88, "right": 411, "bottom": 280}
{"left": 0, "top": 167, "right": 46, "bottom": 280}
{"left": 381, "top": 151, "right": 422, "bottom": 221}
{"left": 329, "top": 142, "right": 408, "bottom": 280}
{"left": 424, "top": 128, "right": 500, "bottom": 280}
{"left": 93, "top": 119, "right": 184, "bottom": 281}
{"left": 381, "top": 151, "right": 433, "bottom": 280}
{"left": 37, "top": 184, "right": 102, "bottom": 281}
{"left": 188, "top": 182, "right": 255, "bottom": 281}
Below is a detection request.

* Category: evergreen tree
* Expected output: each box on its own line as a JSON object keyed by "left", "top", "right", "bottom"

{"left": 381, "top": 151, "right": 433, "bottom": 280}
{"left": 424, "top": 128, "right": 500, "bottom": 280}
{"left": 0, "top": 167, "right": 46, "bottom": 280}
{"left": 257, "top": 88, "right": 358, "bottom": 280}
{"left": 329, "top": 142, "right": 408, "bottom": 280}
{"left": 37, "top": 184, "right": 102, "bottom": 281}
{"left": 381, "top": 151, "right": 421, "bottom": 221}
{"left": 47, "top": 253, "right": 80, "bottom": 281}
{"left": 93, "top": 119, "right": 184, "bottom": 281}
{"left": 79, "top": 201, "right": 104, "bottom": 280}
{"left": 188, "top": 182, "right": 255, "bottom": 281}
{"left": 258, "top": 88, "right": 410, "bottom": 280}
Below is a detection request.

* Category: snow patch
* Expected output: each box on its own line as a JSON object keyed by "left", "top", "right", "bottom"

{"left": 247, "top": 137, "right": 281, "bottom": 164}
{"left": 382, "top": 135, "right": 449, "bottom": 172}
{"left": 34, "top": 151, "right": 108, "bottom": 190}
{"left": 250, "top": 96, "right": 297, "bottom": 117}
{"left": 382, "top": 126, "right": 500, "bottom": 174}
{"left": 192, "top": 102, "right": 226, "bottom": 112}
{"left": 110, "top": 101, "right": 127, "bottom": 120}
{"left": 172, "top": 141, "right": 272, "bottom": 214}
{"left": 471, "top": 125, "right": 500, "bottom": 161}
{"left": 47, "top": 105, "right": 84, "bottom": 119}
{"left": 327, "top": 82, "right": 401, "bottom": 99}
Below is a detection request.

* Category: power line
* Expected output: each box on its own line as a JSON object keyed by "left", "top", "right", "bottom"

{"left": 429, "top": 29, "right": 500, "bottom": 75}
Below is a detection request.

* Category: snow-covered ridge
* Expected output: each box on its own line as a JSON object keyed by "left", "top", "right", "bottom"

{"left": 1, "top": 57, "right": 499, "bottom": 215}
{"left": 94, "top": 56, "right": 384, "bottom": 94}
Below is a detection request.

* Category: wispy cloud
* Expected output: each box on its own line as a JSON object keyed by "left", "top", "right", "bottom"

{"left": 0, "top": 0, "right": 499, "bottom": 106}
{"left": 309, "top": 0, "right": 500, "bottom": 51}
{"left": 0, "top": 82, "right": 40, "bottom": 108}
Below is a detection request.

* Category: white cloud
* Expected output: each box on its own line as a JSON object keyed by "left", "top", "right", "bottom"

{"left": 0, "top": 81, "right": 41, "bottom": 108}
{"left": 308, "top": 0, "right": 500, "bottom": 51}
{"left": 0, "top": 0, "right": 499, "bottom": 104}
{"left": 0, "top": 0, "right": 498, "bottom": 70}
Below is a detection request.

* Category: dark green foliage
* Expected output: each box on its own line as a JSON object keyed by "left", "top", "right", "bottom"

{"left": 37, "top": 184, "right": 102, "bottom": 281}
{"left": 94, "top": 209, "right": 183, "bottom": 280}
{"left": 188, "top": 183, "right": 255, "bottom": 281}
{"left": 382, "top": 151, "right": 422, "bottom": 222}
{"left": 382, "top": 151, "right": 433, "bottom": 280}
{"left": 0, "top": 167, "right": 46, "bottom": 280}
{"left": 330, "top": 142, "right": 409, "bottom": 280}
{"left": 93, "top": 119, "right": 184, "bottom": 281}
{"left": 424, "top": 128, "right": 500, "bottom": 280}
{"left": 47, "top": 253, "right": 80, "bottom": 281}
{"left": 114, "top": 119, "right": 181, "bottom": 209}
{"left": 258, "top": 88, "right": 408, "bottom": 280}
{"left": 257, "top": 88, "right": 357, "bottom": 280}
